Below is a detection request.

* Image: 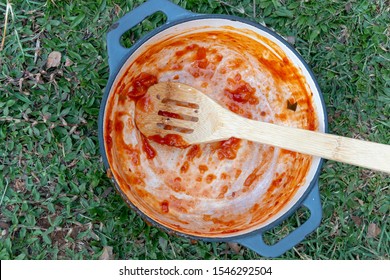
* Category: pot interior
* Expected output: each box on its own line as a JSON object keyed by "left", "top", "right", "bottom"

{"left": 103, "top": 18, "right": 325, "bottom": 238}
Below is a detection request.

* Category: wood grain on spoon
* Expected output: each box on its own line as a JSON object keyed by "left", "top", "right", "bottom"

{"left": 135, "top": 82, "right": 390, "bottom": 173}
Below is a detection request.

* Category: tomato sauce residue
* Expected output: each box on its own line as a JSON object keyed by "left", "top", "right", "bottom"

{"left": 141, "top": 135, "right": 157, "bottom": 159}
{"left": 169, "top": 179, "right": 185, "bottom": 192}
{"left": 136, "top": 94, "right": 154, "bottom": 113}
{"left": 175, "top": 43, "right": 197, "bottom": 57}
{"left": 148, "top": 134, "right": 189, "bottom": 148}
{"left": 186, "top": 145, "right": 201, "bottom": 161}
{"left": 180, "top": 161, "right": 189, "bottom": 174}
{"left": 128, "top": 72, "right": 157, "bottom": 98}
{"left": 206, "top": 174, "right": 217, "bottom": 184}
{"left": 158, "top": 110, "right": 184, "bottom": 120}
{"left": 198, "top": 165, "right": 208, "bottom": 174}
{"left": 194, "top": 46, "right": 209, "bottom": 69}
{"left": 224, "top": 74, "right": 258, "bottom": 105}
{"left": 220, "top": 173, "right": 228, "bottom": 180}
{"left": 215, "top": 137, "right": 241, "bottom": 160}
{"left": 124, "top": 144, "right": 141, "bottom": 166}
{"left": 218, "top": 185, "right": 229, "bottom": 199}
{"left": 244, "top": 172, "right": 257, "bottom": 188}
{"left": 161, "top": 200, "right": 169, "bottom": 213}
{"left": 114, "top": 120, "right": 124, "bottom": 133}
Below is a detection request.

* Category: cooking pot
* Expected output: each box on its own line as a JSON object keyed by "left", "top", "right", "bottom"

{"left": 98, "top": 0, "right": 328, "bottom": 258}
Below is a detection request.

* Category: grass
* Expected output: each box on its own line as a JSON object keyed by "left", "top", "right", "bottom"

{"left": 0, "top": 0, "right": 389, "bottom": 260}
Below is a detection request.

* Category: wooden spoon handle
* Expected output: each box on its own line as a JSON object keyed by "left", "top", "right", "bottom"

{"left": 227, "top": 116, "right": 390, "bottom": 173}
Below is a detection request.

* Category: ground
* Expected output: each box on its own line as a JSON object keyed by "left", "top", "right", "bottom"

{"left": 0, "top": 0, "right": 389, "bottom": 259}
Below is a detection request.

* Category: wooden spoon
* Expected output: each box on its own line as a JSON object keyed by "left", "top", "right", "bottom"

{"left": 135, "top": 82, "right": 390, "bottom": 174}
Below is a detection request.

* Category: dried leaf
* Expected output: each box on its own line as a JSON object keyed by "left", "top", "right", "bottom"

{"left": 46, "top": 51, "right": 62, "bottom": 68}
{"left": 190, "top": 239, "right": 198, "bottom": 245}
{"left": 227, "top": 242, "right": 241, "bottom": 254}
{"left": 355, "top": 198, "right": 364, "bottom": 206}
{"left": 90, "top": 230, "right": 100, "bottom": 241}
{"left": 99, "top": 246, "right": 114, "bottom": 260}
{"left": 286, "top": 36, "right": 296, "bottom": 45}
{"left": 159, "top": 237, "right": 168, "bottom": 251}
{"left": 64, "top": 57, "right": 73, "bottom": 67}
{"left": 0, "top": 221, "right": 10, "bottom": 229}
{"left": 351, "top": 215, "right": 362, "bottom": 227}
{"left": 339, "top": 26, "right": 350, "bottom": 44}
{"left": 12, "top": 178, "right": 26, "bottom": 193}
{"left": 345, "top": 2, "right": 352, "bottom": 13}
{"left": 330, "top": 221, "right": 339, "bottom": 236}
{"left": 367, "top": 223, "right": 381, "bottom": 238}
{"left": 287, "top": 99, "right": 298, "bottom": 111}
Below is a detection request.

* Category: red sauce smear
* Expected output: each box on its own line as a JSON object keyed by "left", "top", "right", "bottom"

{"left": 114, "top": 120, "right": 124, "bottom": 132}
{"left": 128, "top": 72, "right": 157, "bottom": 98}
{"left": 148, "top": 134, "right": 189, "bottom": 148}
{"left": 180, "top": 161, "right": 189, "bottom": 174}
{"left": 186, "top": 145, "right": 201, "bottom": 161}
{"left": 224, "top": 74, "right": 258, "bottom": 104}
{"left": 218, "top": 185, "right": 229, "bottom": 199}
{"left": 198, "top": 165, "right": 208, "bottom": 174}
{"left": 158, "top": 110, "right": 183, "bottom": 120}
{"left": 244, "top": 172, "right": 257, "bottom": 188}
{"left": 221, "top": 173, "right": 228, "bottom": 180}
{"left": 124, "top": 144, "right": 141, "bottom": 166}
{"left": 161, "top": 200, "right": 169, "bottom": 213}
{"left": 194, "top": 46, "right": 208, "bottom": 69}
{"left": 206, "top": 174, "right": 217, "bottom": 184}
{"left": 141, "top": 135, "right": 157, "bottom": 159}
{"left": 136, "top": 94, "right": 154, "bottom": 113}
{"left": 175, "top": 44, "right": 197, "bottom": 57}
{"left": 215, "top": 137, "right": 241, "bottom": 160}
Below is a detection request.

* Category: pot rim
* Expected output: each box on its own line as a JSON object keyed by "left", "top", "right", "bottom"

{"left": 98, "top": 13, "right": 328, "bottom": 241}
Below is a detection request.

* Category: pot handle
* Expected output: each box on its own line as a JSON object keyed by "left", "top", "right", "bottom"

{"left": 234, "top": 183, "right": 322, "bottom": 258}
{"left": 106, "top": 0, "right": 194, "bottom": 71}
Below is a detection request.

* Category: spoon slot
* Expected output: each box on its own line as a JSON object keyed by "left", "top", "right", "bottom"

{"left": 156, "top": 123, "right": 194, "bottom": 134}
{"left": 158, "top": 110, "right": 199, "bottom": 122}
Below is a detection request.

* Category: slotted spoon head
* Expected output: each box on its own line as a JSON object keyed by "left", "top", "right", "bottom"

{"left": 135, "top": 82, "right": 228, "bottom": 146}
{"left": 134, "top": 83, "right": 390, "bottom": 173}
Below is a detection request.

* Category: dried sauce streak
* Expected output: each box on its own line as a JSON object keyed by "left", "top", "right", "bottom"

{"left": 115, "top": 120, "right": 124, "bottom": 133}
{"left": 244, "top": 172, "right": 257, "bottom": 188}
{"left": 161, "top": 200, "right": 169, "bottom": 213}
{"left": 158, "top": 110, "right": 183, "bottom": 120}
{"left": 105, "top": 120, "right": 113, "bottom": 151}
{"left": 206, "top": 174, "right": 217, "bottom": 184}
{"left": 175, "top": 43, "right": 197, "bottom": 57}
{"left": 221, "top": 173, "right": 228, "bottom": 180}
{"left": 224, "top": 74, "right": 258, "bottom": 105}
{"left": 194, "top": 46, "right": 209, "bottom": 69}
{"left": 215, "top": 137, "right": 241, "bottom": 160}
{"left": 141, "top": 135, "right": 157, "bottom": 159}
{"left": 128, "top": 72, "right": 157, "bottom": 98}
{"left": 124, "top": 144, "right": 141, "bottom": 166}
{"left": 218, "top": 185, "right": 229, "bottom": 199}
{"left": 136, "top": 94, "right": 154, "bottom": 113}
{"left": 186, "top": 145, "right": 201, "bottom": 161}
{"left": 180, "top": 161, "right": 189, "bottom": 174}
